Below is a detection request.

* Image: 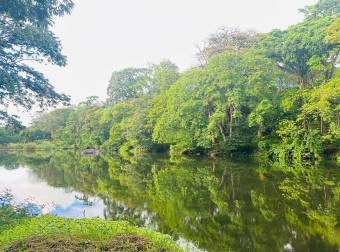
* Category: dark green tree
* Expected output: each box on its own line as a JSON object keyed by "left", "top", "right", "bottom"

{"left": 0, "top": 0, "right": 74, "bottom": 125}
{"left": 260, "top": 17, "right": 339, "bottom": 89}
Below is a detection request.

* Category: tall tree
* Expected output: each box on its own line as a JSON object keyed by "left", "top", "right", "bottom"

{"left": 196, "top": 27, "right": 259, "bottom": 66}
{"left": 260, "top": 17, "right": 339, "bottom": 89}
{"left": 0, "top": 0, "right": 74, "bottom": 125}
{"left": 152, "top": 50, "right": 279, "bottom": 154}
{"left": 106, "top": 68, "right": 150, "bottom": 104}
{"left": 148, "top": 60, "right": 179, "bottom": 94}
{"left": 300, "top": 0, "right": 340, "bottom": 19}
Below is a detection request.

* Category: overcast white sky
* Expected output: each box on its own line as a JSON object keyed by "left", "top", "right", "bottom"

{"left": 20, "top": 0, "right": 317, "bottom": 123}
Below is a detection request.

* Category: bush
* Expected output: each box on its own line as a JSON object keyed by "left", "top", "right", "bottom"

{"left": 0, "top": 191, "right": 41, "bottom": 233}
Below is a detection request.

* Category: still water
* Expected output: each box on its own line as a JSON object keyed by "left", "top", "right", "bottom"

{"left": 0, "top": 151, "right": 339, "bottom": 252}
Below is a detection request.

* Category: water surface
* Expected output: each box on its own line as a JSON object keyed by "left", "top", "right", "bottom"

{"left": 0, "top": 151, "right": 339, "bottom": 252}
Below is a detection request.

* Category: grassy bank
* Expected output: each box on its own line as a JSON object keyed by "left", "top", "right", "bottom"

{"left": 0, "top": 141, "right": 75, "bottom": 152}
{"left": 0, "top": 216, "right": 182, "bottom": 251}
{"left": 0, "top": 187, "right": 181, "bottom": 251}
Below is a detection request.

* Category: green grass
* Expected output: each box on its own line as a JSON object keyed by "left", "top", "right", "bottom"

{"left": 0, "top": 141, "right": 55, "bottom": 151}
{"left": 0, "top": 141, "right": 75, "bottom": 151}
{"left": 4, "top": 235, "right": 159, "bottom": 251}
{"left": 0, "top": 215, "right": 182, "bottom": 251}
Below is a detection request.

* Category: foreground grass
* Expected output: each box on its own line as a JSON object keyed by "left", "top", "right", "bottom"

{"left": 0, "top": 216, "right": 182, "bottom": 251}
{"left": 5, "top": 235, "right": 155, "bottom": 252}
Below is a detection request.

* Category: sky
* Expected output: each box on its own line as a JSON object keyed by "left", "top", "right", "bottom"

{"left": 20, "top": 0, "right": 317, "bottom": 123}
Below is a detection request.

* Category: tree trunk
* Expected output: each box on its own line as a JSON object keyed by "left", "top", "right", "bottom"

{"left": 257, "top": 126, "right": 264, "bottom": 139}
{"left": 218, "top": 123, "right": 227, "bottom": 142}
{"left": 326, "top": 49, "right": 340, "bottom": 80}
{"left": 229, "top": 109, "right": 233, "bottom": 138}
{"left": 299, "top": 77, "right": 305, "bottom": 90}
{"left": 208, "top": 110, "right": 215, "bottom": 144}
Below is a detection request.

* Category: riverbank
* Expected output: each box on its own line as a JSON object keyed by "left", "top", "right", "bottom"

{"left": 0, "top": 141, "right": 56, "bottom": 152}
{"left": 0, "top": 191, "right": 181, "bottom": 252}
{"left": 0, "top": 216, "right": 181, "bottom": 251}
{"left": 0, "top": 141, "right": 76, "bottom": 152}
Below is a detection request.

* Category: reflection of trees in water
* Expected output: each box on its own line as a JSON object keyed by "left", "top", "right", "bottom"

{"left": 4, "top": 151, "right": 340, "bottom": 252}
{"left": 74, "top": 194, "right": 93, "bottom": 206}
{"left": 0, "top": 151, "right": 50, "bottom": 170}
{"left": 0, "top": 154, "right": 20, "bottom": 170}
{"left": 102, "top": 197, "right": 157, "bottom": 228}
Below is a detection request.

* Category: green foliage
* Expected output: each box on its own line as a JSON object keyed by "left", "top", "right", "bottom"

{"left": 0, "top": 191, "right": 41, "bottom": 232}
{"left": 0, "top": 0, "right": 73, "bottom": 125}
{"left": 3, "top": 151, "right": 340, "bottom": 251}
{"left": 0, "top": 126, "right": 21, "bottom": 144}
{"left": 0, "top": 190, "right": 180, "bottom": 251}
{"left": 19, "top": 128, "right": 51, "bottom": 142}
{"left": 260, "top": 16, "right": 339, "bottom": 88}
{"left": 106, "top": 98, "right": 154, "bottom": 152}
{"left": 107, "top": 68, "right": 151, "bottom": 104}
{"left": 149, "top": 60, "right": 180, "bottom": 94}
{"left": 51, "top": 99, "right": 111, "bottom": 149}
{"left": 271, "top": 76, "right": 340, "bottom": 162}
{"left": 31, "top": 108, "right": 72, "bottom": 137}
{"left": 326, "top": 18, "right": 340, "bottom": 43}
{"left": 0, "top": 216, "right": 181, "bottom": 251}
{"left": 300, "top": 0, "right": 340, "bottom": 19}
{"left": 2, "top": 0, "right": 339, "bottom": 161}
{"left": 153, "top": 50, "right": 279, "bottom": 154}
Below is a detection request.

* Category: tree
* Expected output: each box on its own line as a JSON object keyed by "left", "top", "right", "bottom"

{"left": 0, "top": 0, "right": 74, "bottom": 125}
{"left": 106, "top": 98, "right": 155, "bottom": 152}
{"left": 326, "top": 18, "right": 340, "bottom": 44}
{"left": 2, "top": 0, "right": 338, "bottom": 162}
{"left": 196, "top": 27, "right": 260, "bottom": 66}
{"left": 106, "top": 68, "right": 150, "bottom": 104}
{"left": 0, "top": 125, "right": 22, "bottom": 144}
{"left": 30, "top": 108, "right": 72, "bottom": 138}
{"left": 260, "top": 17, "right": 339, "bottom": 89}
{"left": 19, "top": 127, "right": 51, "bottom": 143}
{"left": 152, "top": 50, "right": 279, "bottom": 154}
{"left": 53, "top": 98, "right": 109, "bottom": 149}
{"left": 300, "top": 0, "right": 340, "bottom": 19}
{"left": 148, "top": 60, "right": 179, "bottom": 94}
{"left": 104, "top": 61, "right": 179, "bottom": 153}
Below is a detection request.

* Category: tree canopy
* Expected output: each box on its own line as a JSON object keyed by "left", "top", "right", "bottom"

{"left": 0, "top": 0, "right": 74, "bottom": 125}
{"left": 196, "top": 27, "right": 259, "bottom": 66}
{"left": 1, "top": 0, "right": 339, "bottom": 163}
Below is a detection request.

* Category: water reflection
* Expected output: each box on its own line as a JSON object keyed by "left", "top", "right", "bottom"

{"left": 0, "top": 151, "right": 339, "bottom": 252}
{"left": 0, "top": 155, "right": 105, "bottom": 218}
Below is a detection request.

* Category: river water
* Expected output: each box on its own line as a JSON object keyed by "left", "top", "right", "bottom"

{"left": 0, "top": 151, "right": 339, "bottom": 252}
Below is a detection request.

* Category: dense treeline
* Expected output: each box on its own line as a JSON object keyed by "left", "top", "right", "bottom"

{"left": 1, "top": 0, "right": 339, "bottom": 162}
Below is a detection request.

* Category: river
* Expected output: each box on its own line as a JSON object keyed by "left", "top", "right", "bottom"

{"left": 0, "top": 151, "right": 339, "bottom": 252}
